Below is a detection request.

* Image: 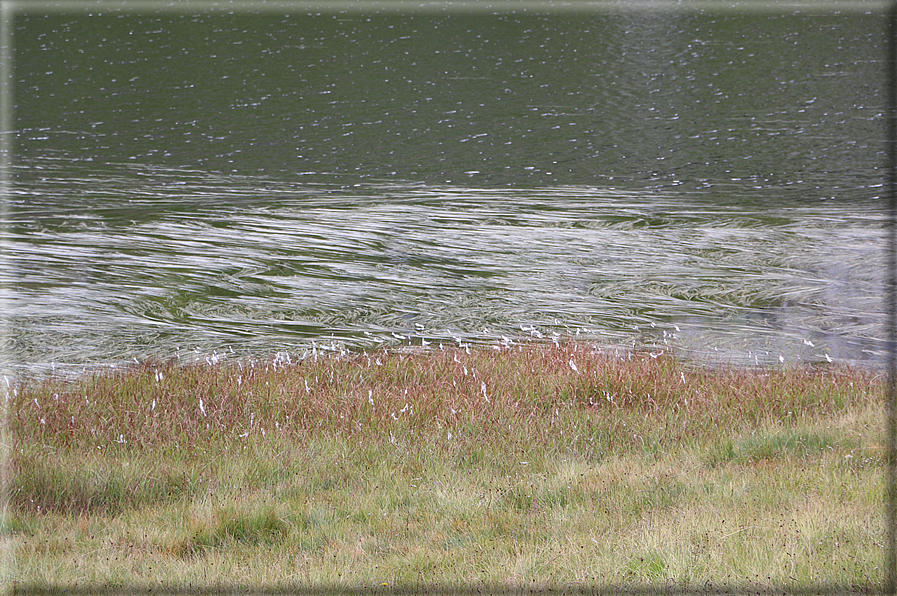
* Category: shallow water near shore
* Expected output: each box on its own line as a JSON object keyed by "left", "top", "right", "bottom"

{"left": 8, "top": 172, "right": 884, "bottom": 374}
{"left": 6, "top": 5, "right": 888, "bottom": 375}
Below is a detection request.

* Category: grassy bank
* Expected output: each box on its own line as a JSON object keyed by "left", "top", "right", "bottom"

{"left": 6, "top": 342, "right": 887, "bottom": 592}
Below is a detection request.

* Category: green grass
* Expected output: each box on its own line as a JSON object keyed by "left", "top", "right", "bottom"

{"left": 5, "top": 341, "right": 887, "bottom": 592}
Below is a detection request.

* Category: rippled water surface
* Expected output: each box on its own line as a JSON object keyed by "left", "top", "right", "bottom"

{"left": 6, "top": 5, "right": 888, "bottom": 373}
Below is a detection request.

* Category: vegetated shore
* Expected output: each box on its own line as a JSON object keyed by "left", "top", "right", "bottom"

{"left": 6, "top": 340, "right": 887, "bottom": 593}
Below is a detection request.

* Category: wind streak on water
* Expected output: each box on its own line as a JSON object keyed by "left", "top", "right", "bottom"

{"left": 9, "top": 173, "right": 885, "bottom": 373}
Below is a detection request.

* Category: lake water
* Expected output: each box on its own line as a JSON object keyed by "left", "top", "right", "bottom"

{"left": 5, "top": 3, "right": 888, "bottom": 375}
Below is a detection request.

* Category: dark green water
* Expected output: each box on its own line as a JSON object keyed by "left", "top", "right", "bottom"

{"left": 7, "top": 5, "right": 887, "bottom": 373}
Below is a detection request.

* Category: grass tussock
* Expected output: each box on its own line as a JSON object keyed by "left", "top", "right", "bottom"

{"left": 171, "top": 503, "right": 290, "bottom": 557}
{"left": 6, "top": 341, "right": 886, "bottom": 591}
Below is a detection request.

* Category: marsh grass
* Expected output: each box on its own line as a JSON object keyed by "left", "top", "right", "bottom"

{"left": 7, "top": 341, "right": 886, "bottom": 592}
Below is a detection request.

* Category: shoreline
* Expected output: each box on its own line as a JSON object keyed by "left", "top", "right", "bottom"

{"left": 4, "top": 333, "right": 883, "bottom": 386}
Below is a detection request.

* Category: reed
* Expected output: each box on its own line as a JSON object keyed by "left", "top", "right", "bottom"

{"left": 6, "top": 341, "right": 886, "bottom": 591}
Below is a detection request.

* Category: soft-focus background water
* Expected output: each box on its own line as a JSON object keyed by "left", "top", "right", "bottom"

{"left": 6, "top": 4, "right": 887, "bottom": 374}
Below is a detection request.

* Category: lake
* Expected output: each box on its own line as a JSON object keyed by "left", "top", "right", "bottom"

{"left": 6, "top": 2, "right": 888, "bottom": 375}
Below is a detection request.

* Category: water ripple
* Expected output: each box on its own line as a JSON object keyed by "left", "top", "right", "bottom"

{"left": 8, "top": 176, "right": 884, "bottom": 373}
